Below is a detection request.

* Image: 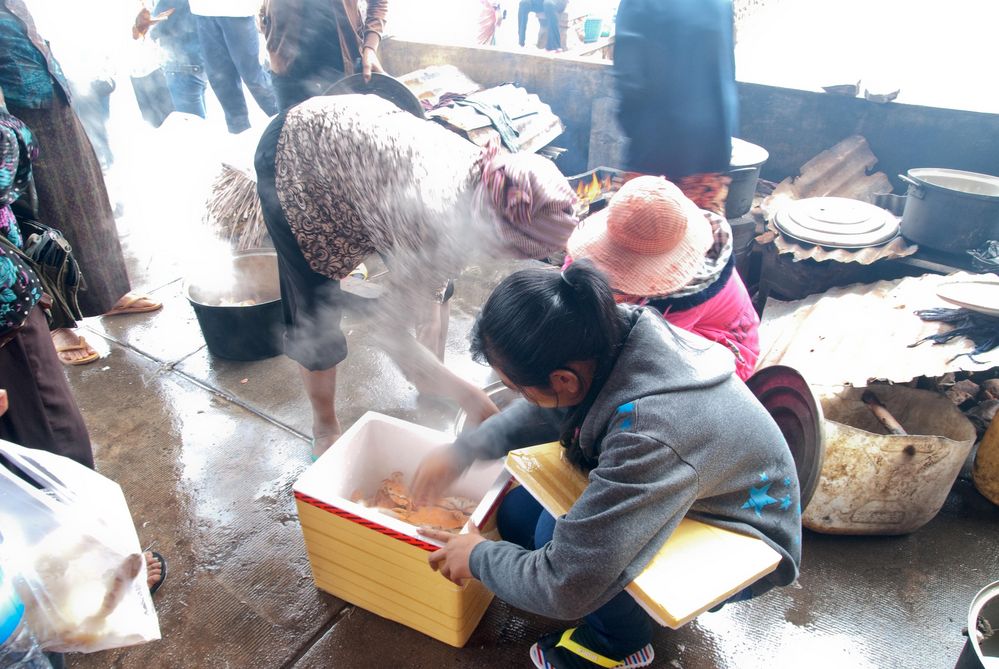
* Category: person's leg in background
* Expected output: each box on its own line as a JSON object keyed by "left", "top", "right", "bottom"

{"left": 518, "top": 0, "right": 542, "bottom": 46}
{"left": 541, "top": 0, "right": 564, "bottom": 50}
{"left": 163, "top": 63, "right": 207, "bottom": 118}
{"left": 195, "top": 15, "right": 251, "bottom": 133}
{"left": 217, "top": 16, "right": 278, "bottom": 118}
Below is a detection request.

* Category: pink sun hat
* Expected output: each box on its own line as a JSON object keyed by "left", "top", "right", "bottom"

{"left": 566, "top": 175, "right": 714, "bottom": 296}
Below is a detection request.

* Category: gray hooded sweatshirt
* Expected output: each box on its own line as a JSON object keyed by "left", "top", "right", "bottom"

{"left": 455, "top": 306, "right": 802, "bottom": 621}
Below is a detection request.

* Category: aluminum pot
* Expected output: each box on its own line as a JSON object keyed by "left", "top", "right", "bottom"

{"left": 953, "top": 580, "right": 999, "bottom": 669}
{"left": 899, "top": 168, "right": 999, "bottom": 254}
{"left": 185, "top": 249, "right": 284, "bottom": 361}
{"left": 725, "top": 138, "right": 769, "bottom": 219}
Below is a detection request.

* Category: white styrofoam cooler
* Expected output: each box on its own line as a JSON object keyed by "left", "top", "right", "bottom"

{"left": 293, "top": 412, "right": 510, "bottom": 647}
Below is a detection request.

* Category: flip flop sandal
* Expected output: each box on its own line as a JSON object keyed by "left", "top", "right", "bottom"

{"left": 104, "top": 293, "right": 162, "bottom": 316}
{"left": 529, "top": 627, "right": 654, "bottom": 669}
{"left": 54, "top": 334, "right": 100, "bottom": 366}
{"left": 147, "top": 551, "right": 167, "bottom": 595}
{"left": 348, "top": 262, "right": 368, "bottom": 280}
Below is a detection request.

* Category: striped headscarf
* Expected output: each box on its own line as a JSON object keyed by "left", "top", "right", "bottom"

{"left": 476, "top": 142, "right": 579, "bottom": 259}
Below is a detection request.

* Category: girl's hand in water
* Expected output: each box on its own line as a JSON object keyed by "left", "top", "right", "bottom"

{"left": 423, "top": 525, "right": 486, "bottom": 584}
{"left": 411, "top": 446, "right": 463, "bottom": 507}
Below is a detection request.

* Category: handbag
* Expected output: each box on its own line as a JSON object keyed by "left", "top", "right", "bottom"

{"left": 12, "top": 217, "right": 84, "bottom": 329}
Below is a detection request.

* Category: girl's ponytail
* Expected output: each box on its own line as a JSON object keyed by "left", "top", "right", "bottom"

{"left": 471, "top": 259, "right": 627, "bottom": 469}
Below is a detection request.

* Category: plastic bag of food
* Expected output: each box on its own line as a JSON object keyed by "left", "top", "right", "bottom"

{"left": 0, "top": 440, "right": 160, "bottom": 652}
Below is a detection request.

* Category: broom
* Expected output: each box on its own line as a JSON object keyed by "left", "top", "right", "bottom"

{"left": 203, "top": 163, "right": 270, "bottom": 252}
{"left": 202, "top": 162, "right": 371, "bottom": 282}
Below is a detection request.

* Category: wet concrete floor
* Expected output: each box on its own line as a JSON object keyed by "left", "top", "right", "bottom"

{"left": 58, "top": 122, "right": 997, "bottom": 669}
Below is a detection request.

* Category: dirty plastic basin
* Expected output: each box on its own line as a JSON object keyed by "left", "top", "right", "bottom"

{"left": 804, "top": 385, "right": 977, "bottom": 535}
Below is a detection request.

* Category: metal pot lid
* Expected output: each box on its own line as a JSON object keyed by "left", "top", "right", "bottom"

{"left": 745, "top": 365, "right": 825, "bottom": 510}
{"left": 731, "top": 137, "right": 769, "bottom": 168}
{"left": 774, "top": 196, "right": 900, "bottom": 248}
{"left": 906, "top": 167, "right": 999, "bottom": 200}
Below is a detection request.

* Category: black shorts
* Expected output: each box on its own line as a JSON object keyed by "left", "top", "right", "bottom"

{"left": 255, "top": 111, "right": 349, "bottom": 371}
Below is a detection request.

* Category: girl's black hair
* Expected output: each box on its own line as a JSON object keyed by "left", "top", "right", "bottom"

{"left": 470, "top": 259, "right": 628, "bottom": 468}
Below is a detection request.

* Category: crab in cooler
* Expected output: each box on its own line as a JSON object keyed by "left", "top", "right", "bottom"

{"left": 358, "top": 471, "right": 477, "bottom": 533}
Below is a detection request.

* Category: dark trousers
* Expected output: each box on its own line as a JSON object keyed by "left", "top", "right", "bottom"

{"left": 518, "top": 0, "right": 567, "bottom": 50}
{"left": 0, "top": 307, "right": 94, "bottom": 469}
{"left": 195, "top": 15, "right": 278, "bottom": 133}
{"left": 495, "top": 485, "right": 654, "bottom": 656}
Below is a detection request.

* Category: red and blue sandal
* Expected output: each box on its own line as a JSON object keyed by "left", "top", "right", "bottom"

{"left": 529, "top": 627, "right": 654, "bottom": 669}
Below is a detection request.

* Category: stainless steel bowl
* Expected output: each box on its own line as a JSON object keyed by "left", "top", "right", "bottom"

{"left": 453, "top": 381, "right": 521, "bottom": 435}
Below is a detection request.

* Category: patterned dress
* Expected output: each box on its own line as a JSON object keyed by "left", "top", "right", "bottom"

{"left": 1, "top": 0, "right": 130, "bottom": 317}
{"left": 273, "top": 94, "right": 500, "bottom": 291}
{"left": 0, "top": 110, "right": 41, "bottom": 336}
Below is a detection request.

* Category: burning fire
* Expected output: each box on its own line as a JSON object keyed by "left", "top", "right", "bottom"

{"left": 575, "top": 173, "right": 614, "bottom": 205}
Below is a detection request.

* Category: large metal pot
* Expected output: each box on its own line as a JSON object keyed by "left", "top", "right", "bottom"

{"left": 725, "top": 138, "right": 769, "bottom": 219}
{"left": 899, "top": 168, "right": 999, "bottom": 254}
{"left": 953, "top": 580, "right": 999, "bottom": 668}
{"left": 186, "top": 249, "right": 284, "bottom": 361}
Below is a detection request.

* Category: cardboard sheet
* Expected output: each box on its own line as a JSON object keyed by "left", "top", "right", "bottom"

{"left": 505, "top": 443, "right": 782, "bottom": 629}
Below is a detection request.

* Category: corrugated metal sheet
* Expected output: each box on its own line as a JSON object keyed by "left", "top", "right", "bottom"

{"left": 761, "top": 135, "right": 893, "bottom": 215}
{"left": 399, "top": 65, "right": 564, "bottom": 154}
{"left": 428, "top": 84, "right": 564, "bottom": 153}
{"left": 758, "top": 225, "right": 919, "bottom": 264}
{"left": 755, "top": 135, "right": 912, "bottom": 264}
{"left": 758, "top": 271, "right": 999, "bottom": 388}
{"left": 398, "top": 65, "right": 481, "bottom": 106}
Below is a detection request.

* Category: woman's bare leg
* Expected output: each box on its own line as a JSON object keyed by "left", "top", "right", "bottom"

{"left": 414, "top": 301, "right": 450, "bottom": 362}
{"left": 375, "top": 325, "right": 499, "bottom": 425}
{"left": 300, "top": 365, "right": 341, "bottom": 458}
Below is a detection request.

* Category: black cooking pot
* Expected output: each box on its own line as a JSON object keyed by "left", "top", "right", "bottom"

{"left": 726, "top": 138, "right": 769, "bottom": 219}
{"left": 186, "top": 250, "right": 284, "bottom": 361}
{"left": 900, "top": 168, "right": 999, "bottom": 254}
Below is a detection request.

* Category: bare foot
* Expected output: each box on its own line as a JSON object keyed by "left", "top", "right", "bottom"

{"left": 312, "top": 421, "right": 342, "bottom": 459}
{"left": 51, "top": 328, "right": 100, "bottom": 365}
{"left": 144, "top": 551, "right": 165, "bottom": 593}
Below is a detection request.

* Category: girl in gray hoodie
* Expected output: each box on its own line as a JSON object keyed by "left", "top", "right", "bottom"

{"left": 415, "top": 260, "right": 801, "bottom": 669}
